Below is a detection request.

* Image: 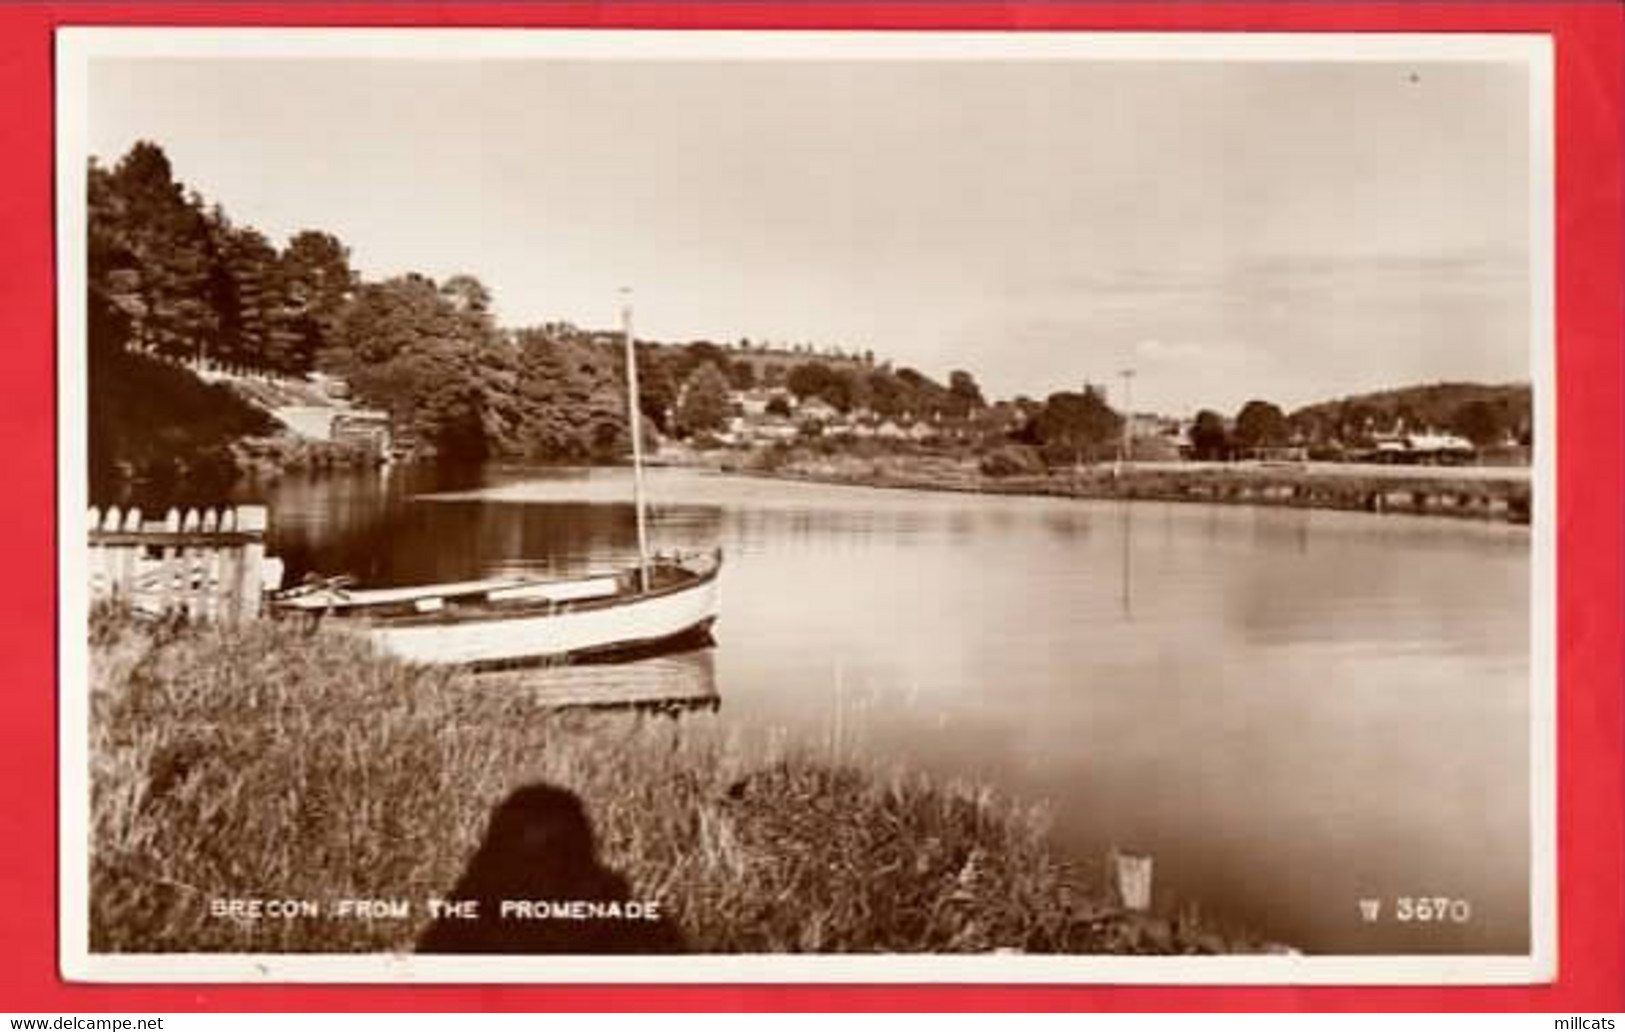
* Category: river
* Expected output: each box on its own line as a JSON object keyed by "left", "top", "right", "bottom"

{"left": 254, "top": 462, "right": 1532, "bottom": 955}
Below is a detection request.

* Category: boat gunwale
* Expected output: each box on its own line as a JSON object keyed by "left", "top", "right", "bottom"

{"left": 295, "top": 558, "right": 722, "bottom": 630}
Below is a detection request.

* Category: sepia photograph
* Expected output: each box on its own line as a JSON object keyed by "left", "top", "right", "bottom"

{"left": 56, "top": 28, "right": 1554, "bottom": 982}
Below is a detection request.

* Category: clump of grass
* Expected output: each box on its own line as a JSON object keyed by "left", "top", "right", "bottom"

{"left": 90, "top": 612, "right": 1264, "bottom": 954}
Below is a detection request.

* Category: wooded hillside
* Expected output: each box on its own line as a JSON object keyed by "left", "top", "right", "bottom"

{"left": 1290, "top": 382, "right": 1533, "bottom": 446}
{"left": 86, "top": 141, "right": 649, "bottom": 468}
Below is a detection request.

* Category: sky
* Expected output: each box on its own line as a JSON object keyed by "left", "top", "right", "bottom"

{"left": 86, "top": 50, "right": 1536, "bottom": 415}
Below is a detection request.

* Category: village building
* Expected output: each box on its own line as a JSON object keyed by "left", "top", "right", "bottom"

{"left": 794, "top": 397, "right": 841, "bottom": 424}
{"left": 330, "top": 410, "right": 394, "bottom": 458}
{"left": 1363, "top": 431, "right": 1476, "bottom": 464}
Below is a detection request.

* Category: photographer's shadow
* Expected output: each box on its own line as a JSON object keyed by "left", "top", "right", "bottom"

{"left": 417, "top": 783, "right": 685, "bottom": 954}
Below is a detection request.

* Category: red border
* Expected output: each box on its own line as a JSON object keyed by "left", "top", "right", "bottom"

{"left": 4, "top": 1, "right": 1620, "bottom": 1012}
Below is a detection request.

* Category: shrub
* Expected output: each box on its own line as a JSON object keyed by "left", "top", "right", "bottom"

{"left": 1037, "top": 439, "right": 1113, "bottom": 469}
{"left": 978, "top": 444, "right": 1045, "bottom": 478}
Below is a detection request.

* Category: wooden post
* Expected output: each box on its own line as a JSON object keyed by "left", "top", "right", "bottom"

{"left": 200, "top": 509, "right": 218, "bottom": 621}
{"left": 120, "top": 508, "right": 140, "bottom": 597}
{"left": 89, "top": 507, "right": 107, "bottom": 597}
{"left": 237, "top": 505, "right": 267, "bottom": 619}
{"left": 1111, "top": 848, "right": 1154, "bottom": 913}
{"left": 161, "top": 508, "right": 181, "bottom": 615}
{"left": 214, "top": 507, "right": 238, "bottom": 623}
{"left": 180, "top": 508, "right": 199, "bottom": 618}
{"left": 90, "top": 538, "right": 104, "bottom": 599}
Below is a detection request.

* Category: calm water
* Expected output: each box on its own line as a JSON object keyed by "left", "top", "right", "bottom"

{"left": 255, "top": 464, "right": 1531, "bottom": 955}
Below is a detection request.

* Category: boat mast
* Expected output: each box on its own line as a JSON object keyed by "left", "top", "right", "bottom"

{"left": 620, "top": 287, "right": 652, "bottom": 592}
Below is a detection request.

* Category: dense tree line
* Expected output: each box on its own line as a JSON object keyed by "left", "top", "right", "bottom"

{"left": 97, "top": 142, "right": 1517, "bottom": 477}
{"left": 90, "top": 142, "right": 355, "bottom": 376}
{"left": 1288, "top": 383, "right": 1531, "bottom": 450}
{"left": 88, "top": 141, "right": 640, "bottom": 464}
{"left": 775, "top": 361, "right": 988, "bottom": 423}
{"left": 89, "top": 141, "right": 1122, "bottom": 469}
{"left": 1187, "top": 388, "right": 1528, "bottom": 461}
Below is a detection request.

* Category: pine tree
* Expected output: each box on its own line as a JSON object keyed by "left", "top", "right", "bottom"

{"left": 104, "top": 143, "right": 218, "bottom": 361}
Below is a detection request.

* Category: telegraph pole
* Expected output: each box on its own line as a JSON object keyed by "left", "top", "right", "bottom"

{"left": 1118, "top": 368, "right": 1136, "bottom": 475}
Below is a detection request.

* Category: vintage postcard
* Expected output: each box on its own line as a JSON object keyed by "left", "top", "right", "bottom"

{"left": 56, "top": 27, "right": 1555, "bottom": 983}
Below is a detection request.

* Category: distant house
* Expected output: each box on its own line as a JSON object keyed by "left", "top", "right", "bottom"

{"left": 729, "top": 390, "right": 763, "bottom": 417}
{"left": 796, "top": 397, "right": 841, "bottom": 423}
{"left": 1130, "top": 433, "right": 1184, "bottom": 462}
{"left": 731, "top": 387, "right": 791, "bottom": 418}
{"left": 1364, "top": 432, "right": 1475, "bottom": 464}
{"left": 1406, "top": 432, "right": 1475, "bottom": 453}
{"left": 972, "top": 402, "right": 1027, "bottom": 440}
{"left": 308, "top": 371, "right": 351, "bottom": 400}
{"left": 1126, "top": 412, "right": 1172, "bottom": 438}
{"left": 331, "top": 409, "right": 393, "bottom": 456}
{"left": 738, "top": 416, "right": 798, "bottom": 444}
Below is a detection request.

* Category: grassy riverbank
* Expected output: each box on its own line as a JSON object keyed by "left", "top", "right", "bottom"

{"left": 89, "top": 610, "right": 1265, "bottom": 954}
{"left": 718, "top": 446, "right": 1531, "bottom": 524}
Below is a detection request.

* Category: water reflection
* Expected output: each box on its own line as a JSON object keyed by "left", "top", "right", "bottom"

{"left": 470, "top": 647, "right": 720, "bottom": 713}
{"left": 252, "top": 465, "right": 1532, "bottom": 955}
{"left": 1120, "top": 500, "right": 1133, "bottom": 619}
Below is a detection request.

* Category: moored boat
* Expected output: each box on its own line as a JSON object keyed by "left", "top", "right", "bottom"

{"left": 272, "top": 288, "right": 722, "bottom": 671}
{"left": 274, "top": 550, "right": 721, "bottom": 669}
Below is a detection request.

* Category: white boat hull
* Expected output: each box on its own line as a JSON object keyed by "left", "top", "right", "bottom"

{"left": 363, "top": 572, "right": 721, "bottom": 668}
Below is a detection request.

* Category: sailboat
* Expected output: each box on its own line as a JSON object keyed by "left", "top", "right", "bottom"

{"left": 274, "top": 291, "right": 722, "bottom": 670}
